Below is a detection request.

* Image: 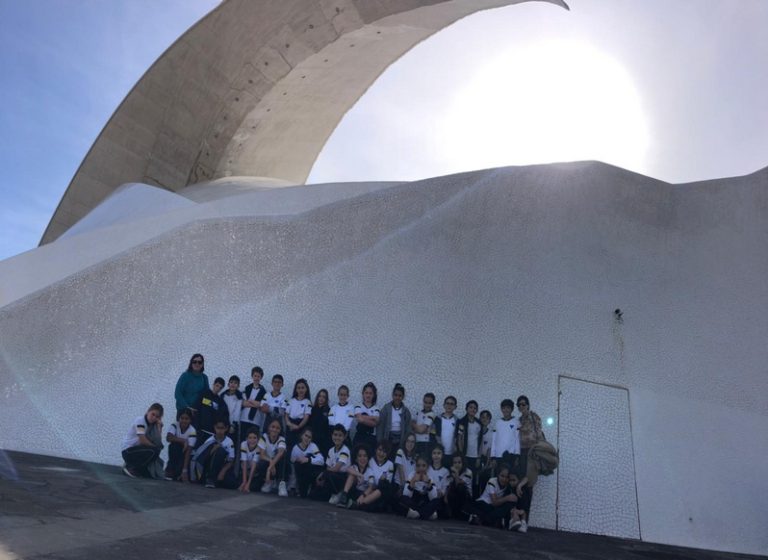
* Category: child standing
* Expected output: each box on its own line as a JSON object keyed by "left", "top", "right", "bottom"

{"left": 165, "top": 408, "right": 197, "bottom": 482}
{"left": 121, "top": 403, "right": 164, "bottom": 479}
{"left": 290, "top": 428, "right": 325, "bottom": 497}
{"left": 240, "top": 367, "right": 267, "bottom": 440}
{"left": 308, "top": 389, "right": 331, "bottom": 455}
{"left": 192, "top": 419, "right": 236, "bottom": 488}
{"left": 324, "top": 424, "right": 352, "bottom": 504}
{"left": 411, "top": 392, "right": 436, "bottom": 458}
{"left": 328, "top": 385, "right": 355, "bottom": 442}
{"left": 261, "top": 374, "right": 287, "bottom": 430}
{"left": 377, "top": 383, "right": 412, "bottom": 457}
{"left": 352, "top": 382, "right": 380, "bottom": 453}
{"left": 456, "top": 400, "right": 483, "bottom": 496}
{"left": 490, "top": 399, "right": 521, "bottom": 474}
{"left": 221, "top": 375, "right": 243, "bottom": 449}
{"left": 239, "top": 428, "right": 261, "bottom": 492}
{"left": 434, "top": 395, "right": 458, "bottom": 466}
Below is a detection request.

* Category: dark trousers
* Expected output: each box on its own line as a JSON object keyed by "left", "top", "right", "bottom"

{"left": 294, "top": 462, "right": 324, "bottom": 497}
{"left": 197, "top": 446, "right": 236, "bottom": 488}
{"left": 122, "top": 445, "right": 160, "bottom": 476}
{"left": 400, "top": 492, "right": 441, "bottom": 519}
{"left": 165, "top": 442, "right": 187, "bottom": 479}
{"left": 446, "top": 482, "right": 472, "bottom": 519}
{"left": 470, "top": 500, "right": 513, "bottom": 527}
{"left": 253, "top": 457, "right": 284, "bottom": 488}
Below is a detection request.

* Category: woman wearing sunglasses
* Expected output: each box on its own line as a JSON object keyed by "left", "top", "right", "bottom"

{"left": 174, "top": 353, "right": 210, "bottom": 418}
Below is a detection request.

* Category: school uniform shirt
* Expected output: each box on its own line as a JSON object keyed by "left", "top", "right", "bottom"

{"left": 368, "top": 458, "right": 394, "bottom": 485}
{"left": 290, "top": 442, "right": 324, "bottom": 466}
{"left": 240, "top": 441, "right": 260, "bottom": 465}
{"left": 394, "top": 448, "right": 416, "bottom": 485}
{"left": 194, "top": 435, "right": 236, "bottom": 462}
{"left": 348, "top": 464, "right": 375, "bottom": 492}
{"left": 435, "top": 414, "right": 458, "bottom": 455}
{"left": 480, "top": 427, "right": 492, "bottom": 458}
{"left": 263, "top": 392, "right": 288, "bottom": 423}
{"left": 390, "top": 406, "right": 403, "bottom": 432}
{"left": 491, "top": 416, "right": 521, "bottom": 458}
{"left": 353, "top": 403, "right": 380, "bottom": 436}
{"left": 427, "top": 465, "right": 450, "bottom": 496}
{"left": 402, "top": 477, "right": 435, "bottom": 498}
{"left": 221, "top": 390, "right": 243, "bottom": 426}
{"left": 465, "top": 420, "right": 481, "bottom": 458}
{"left": 328, "top": 403, "right": 355, "bottom": 431}
{"left": 326, "top": 445, "right": 351, "bottom": 470}
{"left": 413, "top": 409, "right": 436, "bottom": 443}
{"left": 452, "top": 468, "right": 473, "bottom": 488}
{"left": 168, "top": 422, "right": 197, "bottom": 448}
{"left": 258, "top": 434, "right": 287, "bottom": 459}
{"left": 286, "top": 398, "right": 312, "bottom": 421}
{"left": 478, "top": 476, "right": 506, "bottom": 505}
{"left": 240, "top": 383, "right": 267, "bottom": 426}
{"left": 122, "top": 415, "right": 149, "bottom": 450}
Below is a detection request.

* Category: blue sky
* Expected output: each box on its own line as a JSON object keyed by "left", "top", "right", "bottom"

{"left": 1, "top": 0, "right": 767, "bottom": 261}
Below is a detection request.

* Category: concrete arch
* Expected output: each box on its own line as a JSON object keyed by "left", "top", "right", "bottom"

{"left": 41, "top": 0, "right": 567, "bottom": 244}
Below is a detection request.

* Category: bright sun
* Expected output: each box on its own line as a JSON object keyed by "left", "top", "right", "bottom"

{"left": 439, "top": 40, "right": 650, "bottom": 174}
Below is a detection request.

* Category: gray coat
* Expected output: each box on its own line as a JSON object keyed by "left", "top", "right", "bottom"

{"left": 377, "top": 402, "right": 413, "bottom": 449}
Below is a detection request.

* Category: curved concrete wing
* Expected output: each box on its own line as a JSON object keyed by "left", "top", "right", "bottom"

{"left": 41, "top": 0, "right": 568, "bottom": 244}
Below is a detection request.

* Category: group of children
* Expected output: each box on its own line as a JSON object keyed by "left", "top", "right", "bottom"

{"left": 122, "top": 366, "right": 546, "bottom": 532}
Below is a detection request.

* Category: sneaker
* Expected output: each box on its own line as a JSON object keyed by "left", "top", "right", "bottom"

{"left": 346, "top": 498, "right": 357, "bottom": 509}
{"left": 261, "top": 481, "right": 274, "bottom": 493}
{"left": 519, "top": 520, "right": 528, "bottom": 533}
{"left": 335, "top": 492, "right": 348, "bottom": 508}
{"left": 406, "top": 508, "right": 420, "bottom": 519}
{"left": 205, "top": 479, "right": 216, "bottom": 489}
{"left": 509, "top": 520, "right": 522, "bottom": 531}
{"left": 468, "top": 514, "right": 480, "bottom": 526}
{"left": 328, "top": 492, "right": 341, "bottom": 505}
{"left": 278, "top": 481, "right": 288, "bottom": 497}
{"left": 122, "top": 466, "right": 138, "bottom": 478}
{"left": 163, "top": 475, "right": 174, "bottom": 481}
{"left": 428, "top": 511, "right": 438, "bottom": 521}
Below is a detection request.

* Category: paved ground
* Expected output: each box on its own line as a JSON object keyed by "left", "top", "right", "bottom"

{"left": 0, "top": 451, "right": 763, "bottom": 560}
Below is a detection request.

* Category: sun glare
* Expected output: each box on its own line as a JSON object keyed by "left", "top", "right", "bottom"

{"left": 439, "top": 40, "right": 650, "bottom": 174}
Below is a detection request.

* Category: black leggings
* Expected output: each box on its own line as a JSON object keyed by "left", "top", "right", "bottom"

{"left": 122, "top": 445, "right": 160, "bottom": 476}
{"left": 400, "top": 492, "right": 441, "bottom": 519}
{"left": 469, "top": 500, "right": 513, "bottom": 526}
{"left": 294, "top": 462, "right": 324, "bottom": 497}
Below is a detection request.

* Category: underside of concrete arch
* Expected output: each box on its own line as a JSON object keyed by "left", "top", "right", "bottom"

{"left": 40, "top": 0, "right": 567, "bottom": 244}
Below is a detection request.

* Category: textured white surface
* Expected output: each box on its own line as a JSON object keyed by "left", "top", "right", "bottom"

{"left": 558, "top": 378, "right": 639, "bottom": 539}
{"left": 0, "top": 162, "right": 766, "bottom": 554}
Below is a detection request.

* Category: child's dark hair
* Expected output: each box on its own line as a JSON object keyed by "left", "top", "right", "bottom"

{"left": 392, "top": 383, "right": 405, "bottom": 397}
{"left": 188, "top": 353, "right": 204, "bottom": 372}
{"left": 246, "top": 427, "right": 260, "bottom": 438}
{"left": 432, "top": 443, "right": 445, "bottom": 454}
{"left": 451, "top": 454, "right": 467, "bottom": 472}
{"left": 480, "top": 409, "right": 492, "bottom": 419}
{"left": 214, "top": 419, "right": 229, "bottom": 428}
{"left": 376, "top": 440, "right": 392, "bottom": 457}
{"left": 423, "top": 392, "right": 436, "bottom": 403}
{"left": 352, "top": 443, "right": 371, "bottom": 462}
{"left": 301, "top": 427, "right": 313, "bottom": 439}
{"left": 214, "top": 376, "right": 226, "bottom": 386}
{"left": 314, "top": 388, "right": 329, "bottom": 409}
{"left": 338, "top": 384, "right": 349, "bottom": 394}
{"left": 292, "top": 378, "right": 312, "bottom": 401}
{"left": 228, "top": 375, "right": 240, "bottom": 384}
{"left": 362, "top": 382, "right": 378, "bottom": 405}
{"left": 267, "top": 418, "right": 282, "bottom": 435}
{"left": 517, "top": 395, "right": 530, "bottom": 407}
{"left": 148, "top": 403, "right": 164, "bottom": 415}
{"left": 176, "top": 407, "right": 193, "bottom": 421}
{"left": 331, "top": 423, "right": 347, "bottom": 436}
{"left": 465, "top": 399, "right": 479, "bottom": 411}
{"left": 251, "top": 366, "right": 264, "bottom": 376}
{"left": 272, "top": 374, "right": 284, "bottom": 383}
{"left": 444, "top": 395, "right": 457, "bottom": 406}
{"left": 501, "top": 398, "right": 515, "bottom": 410}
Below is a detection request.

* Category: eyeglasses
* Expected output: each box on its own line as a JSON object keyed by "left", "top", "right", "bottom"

{"left": 191, "top": 360, "right": 203, "bottom": 365}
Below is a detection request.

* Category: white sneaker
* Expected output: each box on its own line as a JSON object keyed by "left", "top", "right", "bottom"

{"left": 406, "top": 508, "right": 420, "bottom": 519}
{"left": 428, "top": 511, "right": 438, "bottom": 521}
{"left": 260, "top": 481, "right": 274, "bottom": 493}
{"left": 278, "top": 481, "right": 288, "bottom": 497}
{"left": 328, "top": 492, "right": 341, "bottom": 505}
{"left": 519, "top": 520, "right": 528, "bottom": 533}
{"left": 509, "top": 520, "right": 522, "bottom": 531}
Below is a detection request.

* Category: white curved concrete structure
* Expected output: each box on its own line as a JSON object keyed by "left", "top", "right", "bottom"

{"left": 1, "top": 162, "right": 766, "bottom": 555}
{"left": 41, "top": 0, "right": 567, "bottom": 244}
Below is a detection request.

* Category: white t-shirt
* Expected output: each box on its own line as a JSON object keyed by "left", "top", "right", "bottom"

{"left": 240, "top": 441, "right": 260, "bottom": 464}
{"left": 413, "top": 409, "right": 436, "bottom": 443}
{"left": 390, "top": 406, "right": 403, "bottom": 432}
{"left": 263, "top": 392, "right": 287, "bottom": 420}
{"left": 438, "top": 414, "right": 457, "bottom": 455}
{"left": 491, "top": 416, "right": 521, "bottom": 458}
{"left": 326, "top": 445, "right": 351, "bottom": 470}
{"left": 368, "top": 458, "right": 394, "bottom": 484}
{"left": 478, "top": 476, "right": 505, "bottom": 505}
{"left": 195, "top": 435, "right": 235, "bottom": 461}
{"left": 286, "top": 398, "right": 312, "bottom": 420}
{"left": 353, "top": 404, "right": 380, "bottom": 436}
{"left": 290, "top": 442, "right": 324, "bottom": 465}
{"left": 428, "top": 465, "right": 450, "bottom": 496}
{"left": 480, "top": 426, "right": 492, "bottom": 457}
{"left": 240, "top": 384, "right": 266, "bottom": 426}
{"left": 394, "top": 448, "right": 416, "bottom": 485}
{"left": 328, "top": 403, "right": 355, "bottom": 431}
{"left": 122, "top": 415, "right": 149, "bottom": 451}
{"left": 258, "top": 434, "right": 287, "bottom": 459}
{"left": 168, "top": 422, "right": 197, "bottom": 448}
{"left": 348, "top": 464, "right": 375, "bottom": 492}
{"left": 466, "top": 419, "right": 481, "bottom": 458}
